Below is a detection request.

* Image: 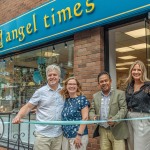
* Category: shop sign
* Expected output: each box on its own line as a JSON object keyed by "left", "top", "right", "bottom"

{"left": 0, "top": 0, "right": 149, "bottom": 55}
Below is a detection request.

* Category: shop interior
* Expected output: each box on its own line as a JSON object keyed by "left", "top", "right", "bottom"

{"left": 0, "top": 40, "right": 74, "bottom": 112}
{"left": 109, "top": 20, "right": 150, "bottom": 89}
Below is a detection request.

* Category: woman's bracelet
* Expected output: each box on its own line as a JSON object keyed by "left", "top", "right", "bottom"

{"left": 77, "top": 132, "right": 83, "bottom": 136}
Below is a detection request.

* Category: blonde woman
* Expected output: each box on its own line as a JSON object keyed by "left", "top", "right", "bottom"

{"left": 60, "top": 77, "right": 90, "bottom": 150}
{"left": 125, "top": 60, "right": 150, "bottom": 150}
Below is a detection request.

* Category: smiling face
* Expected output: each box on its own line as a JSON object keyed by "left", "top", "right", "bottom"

{"left": 131, "top": 64, "right": 142, "bottom": 82}
{"left": 98, "top": 74, "right": 112, "bottom": 95}
{"left": 47, "top": 69, "right": 60, "bottom": 88}
{"left": 66, "top": 79, "right": 78, "bottom": 95}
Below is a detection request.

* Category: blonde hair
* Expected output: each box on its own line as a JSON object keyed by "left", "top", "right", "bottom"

{"left": 46, "top": 64, "right": 61, "bottom": 77}
{"left": 60, "top": 77, "right": 83, "bottom": 99}
{"left": 126, "top": 60, "right": 150, "bottom": 84}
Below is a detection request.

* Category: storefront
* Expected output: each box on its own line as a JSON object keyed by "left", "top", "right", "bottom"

{"left": 0, "top": 0, "right": 150, "bottom": 149}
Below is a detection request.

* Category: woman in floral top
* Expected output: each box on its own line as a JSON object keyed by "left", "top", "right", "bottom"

{"left": 60, "top": 77, "right": 90, "bottom": 150}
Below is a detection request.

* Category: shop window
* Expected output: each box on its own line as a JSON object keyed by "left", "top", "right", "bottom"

{"left": 0, "top": 41, "right": 74, "bottom": 112}
{"left": 109, "top": 21, "right": 150, "bottom": 89}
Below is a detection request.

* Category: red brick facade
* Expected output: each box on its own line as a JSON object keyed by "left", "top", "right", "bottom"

{"left": 0, "top": 0, "right": 48, "bottom": 24}
{"left": 74, "top": 27, "right": 104, "bottom": 150}
{"left": 0, "top": 1, "right": 104, "bottom": 150}
{"left": 74, "top": 27, "right": 104, "bottom": 100}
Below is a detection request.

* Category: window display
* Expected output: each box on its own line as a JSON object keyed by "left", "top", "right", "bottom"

{"left": 0, "top": 40, "right": 74, "bottom": 112}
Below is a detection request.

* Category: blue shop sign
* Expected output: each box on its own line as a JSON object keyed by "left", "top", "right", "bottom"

{"left": 0, "top": 0, "right": 150, "bottom": 55}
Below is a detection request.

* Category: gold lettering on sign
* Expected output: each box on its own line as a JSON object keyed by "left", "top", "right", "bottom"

{"left": 0, "top": 30, "right": 3, "bottom": 48}
{"left": 74, "top": 3, "right": 83, "bottom": 17}
{"left": 57, "top": 7, "right": 73, "bottom": 23}
{"left": 86, "top": 0, "right": 95, "bottom": 13}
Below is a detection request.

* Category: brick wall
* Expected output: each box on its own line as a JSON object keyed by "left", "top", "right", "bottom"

{"left": 0, "top": 0, "right": 48, "bottom": 24}
{"left": 74, "top": 27, "right": 104, "bottom": 150}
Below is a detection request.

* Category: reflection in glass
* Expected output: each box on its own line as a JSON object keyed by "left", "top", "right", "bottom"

{"left": 0, "top": 40, "right": 74, "bottom": 112}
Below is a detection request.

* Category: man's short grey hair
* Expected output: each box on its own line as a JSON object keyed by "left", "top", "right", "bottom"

{"left": 46, "top": 64, "right": 61, "bottom": 77}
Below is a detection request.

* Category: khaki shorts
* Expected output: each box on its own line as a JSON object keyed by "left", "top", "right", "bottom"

{"left": 34, "top": 133, "right": 62, "bottom": 150}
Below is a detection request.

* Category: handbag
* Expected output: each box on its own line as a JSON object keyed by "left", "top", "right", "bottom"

{"left": 93, "top": 125, "right": 100, "bottom": 138}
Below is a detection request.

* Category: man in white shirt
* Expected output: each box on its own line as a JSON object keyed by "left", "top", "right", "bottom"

{"left": 12, "top": 64, "right": 64, "bottom": 150}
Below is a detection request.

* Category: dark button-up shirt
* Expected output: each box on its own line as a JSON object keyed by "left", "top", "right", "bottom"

{"left": 126, "top": 81, "right": 150, "bottom": 113}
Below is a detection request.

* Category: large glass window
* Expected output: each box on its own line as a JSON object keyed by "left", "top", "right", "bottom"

{"left": 109, "top": 21, "right": 150, "bottom": 89}
{"left": 0, "top": 40, "right": 74, "bottom": 112}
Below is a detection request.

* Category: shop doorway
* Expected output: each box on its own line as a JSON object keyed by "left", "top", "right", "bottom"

{"left": 108, "top": 19, "right": 150, "bottom": 89}
{"left": 146, "top": 20, "right": 150, "bottom": 79}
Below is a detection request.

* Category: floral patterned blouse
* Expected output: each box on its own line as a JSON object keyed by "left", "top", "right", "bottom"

{"left": 61, "top": 95, "right": 90, "bottom": 138}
